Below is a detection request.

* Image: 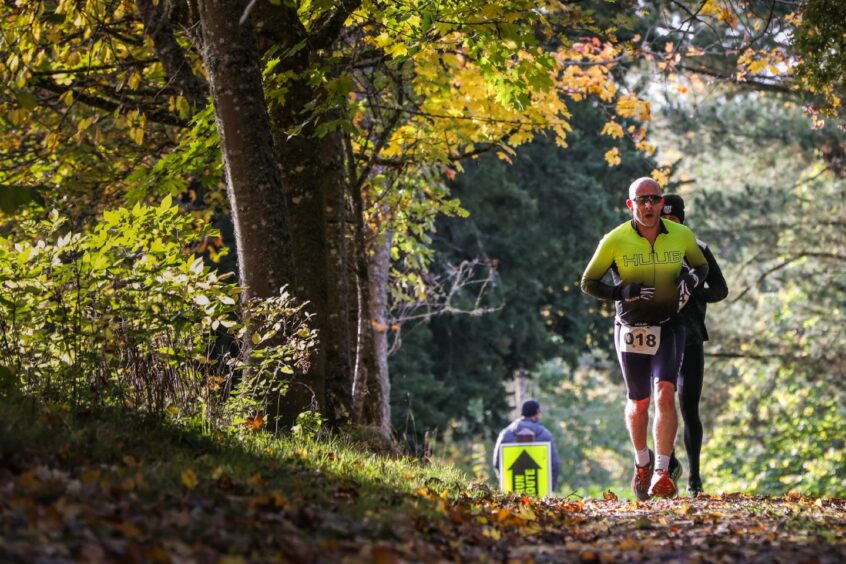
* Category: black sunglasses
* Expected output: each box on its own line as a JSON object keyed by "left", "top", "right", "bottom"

{"left": 633, "top": 195, "right": 663, "bottom": 205}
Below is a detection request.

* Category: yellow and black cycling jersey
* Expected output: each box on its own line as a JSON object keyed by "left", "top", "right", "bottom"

{"left": 581, "top": 218, "right": 708, "bottom": 326}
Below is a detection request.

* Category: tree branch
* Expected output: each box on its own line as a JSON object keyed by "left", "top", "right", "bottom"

{"left": 31, "top": 59, "right": 158, "bottom": 77}
{"left": 674, "top": 61, "right": 795, "bottom": 94}
{"left": 309, "top": 0, "right": 363, "bottom": 52}
{"left": 32, "top": 77, "right": 188, "bottom": 127}
{"left": 136, "top": 0, "right": 208, "bottom": 107}
{"left": 732, "top": 252, "right": 846, "bottom": 303}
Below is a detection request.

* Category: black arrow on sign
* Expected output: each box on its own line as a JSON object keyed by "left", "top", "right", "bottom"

{"left": 509, "top": 450, "right": 541, "bottom": 493}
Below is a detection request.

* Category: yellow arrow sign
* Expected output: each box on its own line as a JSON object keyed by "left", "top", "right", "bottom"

{"left": 498, "top": 442, "right": 551, "bottom": 497}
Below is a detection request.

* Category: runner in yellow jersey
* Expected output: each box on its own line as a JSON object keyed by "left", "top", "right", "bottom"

{"left": 581, "top": 178, "right": 708, "bottom": 499}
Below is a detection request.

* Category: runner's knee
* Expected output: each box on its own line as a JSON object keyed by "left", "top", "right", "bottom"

{"left": 626, "top": 397, "right": 650, "bottom": 416}
{"left": 655, "top": 381, "right": 676, "bottom": 408}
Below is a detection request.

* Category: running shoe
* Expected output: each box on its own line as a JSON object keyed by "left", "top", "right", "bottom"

{"left": 648, "top": 468, "right": 677, "bottom": 498}
{"left": 687, "top": 477, "right": 703, "bottom": 497}
{"left": 669, "top": 453, "right": 683, "bottom": 484}
{"left": 631, "top": 449, "right": 654, "bottom": 500}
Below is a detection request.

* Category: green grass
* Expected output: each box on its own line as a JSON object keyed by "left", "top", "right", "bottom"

{"left": 0, "top": 391, "right": 471, "bottom": 518}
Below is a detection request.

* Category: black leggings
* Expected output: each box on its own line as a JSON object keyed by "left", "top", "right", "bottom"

{"left": 677, "top": 341, "right": 704, "bottom": 482}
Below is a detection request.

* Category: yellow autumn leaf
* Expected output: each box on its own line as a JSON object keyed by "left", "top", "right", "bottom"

{"left": 43, "top": 132, "right": 61, "bottom": 152}
{"left": 442, "top": 53, "right": 462, "bottom": 68}
{"left": 77, "top": 116, "right": 93, "bottom": 132}
{"left": 59, "top": 90, "right": 74, "bottom": 106}
{"left": 604, "top": 147, "right": 621, "bottom": 167}
{"left": 651, "top": 167, "right": 670, "bottom": 187}
{"left": 175, "top": 96, "right": 191, "bottom": 119}
{"left": 8, "top": 108, "right": 27, "bottom": 126}
{"left": 616, "top": 95, "right": 637, "bottom": 118}
{"left": 699, "top": 0, "right": 722, "bottom": 17}
{"left": 635, "top": 141, "right": 656, "bottom": 156}
{"left": 374, "top": 32, "right": 392, "bottom": 48}
{"left": 387, "top": 42, "right": 408, "bottom": 58}
{"left": 615, "top": 94, "right": 651, "bottom": 121}
{"left": 128, "top": 72, "right": 141, "bottom": 90}
{"left": 748, "top": 58, "right": 769, "bottom": 74}
{"left": 600, "top": 121, "right": 624, "bottom": 139}
{"left": 180, "top": 469, "right": 198, "bottom": 490}
{"left": 129, "top": 127, "right": 144, "bottom": 145}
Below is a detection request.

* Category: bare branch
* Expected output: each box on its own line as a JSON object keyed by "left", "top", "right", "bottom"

{"left": 387, "top": 258, "right": 502, "bottom": 356}
{"left": 732, "top": 252, "right": 846, "bottom": 302}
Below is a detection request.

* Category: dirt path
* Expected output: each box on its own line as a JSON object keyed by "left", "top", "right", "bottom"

{"left": 409, "top": 490, "right": 846, "bottom": 563}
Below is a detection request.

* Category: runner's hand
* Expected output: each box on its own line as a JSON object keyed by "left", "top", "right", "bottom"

{"left": 676, "top": 269, "right": 699, "bottom": 310}
{"left": 618, "top": 283, "right": 656, "bottom": 302}
{"left": 677, "top": 269, "right": 700, "bottom": 291}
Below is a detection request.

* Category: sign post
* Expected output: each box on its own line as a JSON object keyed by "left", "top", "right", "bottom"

{"left": 498, "top": 442, "right": 552, "bottom": 497}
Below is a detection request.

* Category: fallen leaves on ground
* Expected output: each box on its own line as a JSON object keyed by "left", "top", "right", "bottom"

{"left": 1, "top": 408, "right": 844, "bottom": 562}
{"left": 2, "top": 454, "right": 845, "bottom": 563}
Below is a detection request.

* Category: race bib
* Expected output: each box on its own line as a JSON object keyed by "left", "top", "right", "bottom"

{"left": 619, "top": 324, "right": 661, "bottom": 355}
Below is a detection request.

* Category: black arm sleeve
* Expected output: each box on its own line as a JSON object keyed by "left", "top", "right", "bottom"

{"left": 690, "top": 261, "right": 709, "bottom": 288}
{"left": 581, "top": 278, "right": 621, "bottom": 301}
{"left": 698, "top": 245, "right": 728, "bottom": 303}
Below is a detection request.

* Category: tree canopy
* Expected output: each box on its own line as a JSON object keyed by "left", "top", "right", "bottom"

{"left": 1, "top": 0, "right": 845, "bottom": 499}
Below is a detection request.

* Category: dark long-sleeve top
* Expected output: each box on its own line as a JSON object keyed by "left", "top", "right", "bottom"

{"left": 680, "top": 240, "right": 728, "bottom": 343}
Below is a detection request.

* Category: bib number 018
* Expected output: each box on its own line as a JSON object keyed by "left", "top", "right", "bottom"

{"left": 619, "top": 325, "right": 661, "bottom": 355}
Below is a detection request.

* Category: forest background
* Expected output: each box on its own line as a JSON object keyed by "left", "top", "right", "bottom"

{"left": 1, "top": 0, "right": 844, "bottom": 504}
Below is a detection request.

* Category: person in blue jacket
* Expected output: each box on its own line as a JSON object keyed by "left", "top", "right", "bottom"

{"left": 493, "top": 399, "right": 560, "bottom": 491}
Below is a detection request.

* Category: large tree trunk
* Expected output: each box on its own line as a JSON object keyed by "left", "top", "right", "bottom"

{"left": 196, "top": 0, "right": 370, "bottom": 428}
{"left": 348, "top": 180, "right": 384, "bottom": 432}
{"left": 364, "top": 225, "right": 393, "bottom": 436}
{"left": 268, "top": 68, "right": 353, "bottom": 425}
{"left": 195, "top": 0, "right": 291, "bottom": 300}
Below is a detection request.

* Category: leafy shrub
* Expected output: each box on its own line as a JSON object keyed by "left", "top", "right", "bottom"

{"left": 704, "top": 365, "right": 846, "bottom": 497}
{"left": 0, "top": 199, "right": 316, "bottom": 429}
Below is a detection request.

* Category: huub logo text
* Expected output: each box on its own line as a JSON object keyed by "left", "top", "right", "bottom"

{"left": 622, "top": 251, "right": 683, "bottom": 267}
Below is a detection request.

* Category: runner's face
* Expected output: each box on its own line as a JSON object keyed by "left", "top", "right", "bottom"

{"left": 627, "top": 183, "right": 663, "bottom": 229}
{"left": 663, "top": 214, "right": 681, "bottom": 224}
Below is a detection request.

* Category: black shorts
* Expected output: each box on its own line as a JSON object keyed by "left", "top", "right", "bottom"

{"left": 614, "top": 319, "right": 686, "bottom": 401}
